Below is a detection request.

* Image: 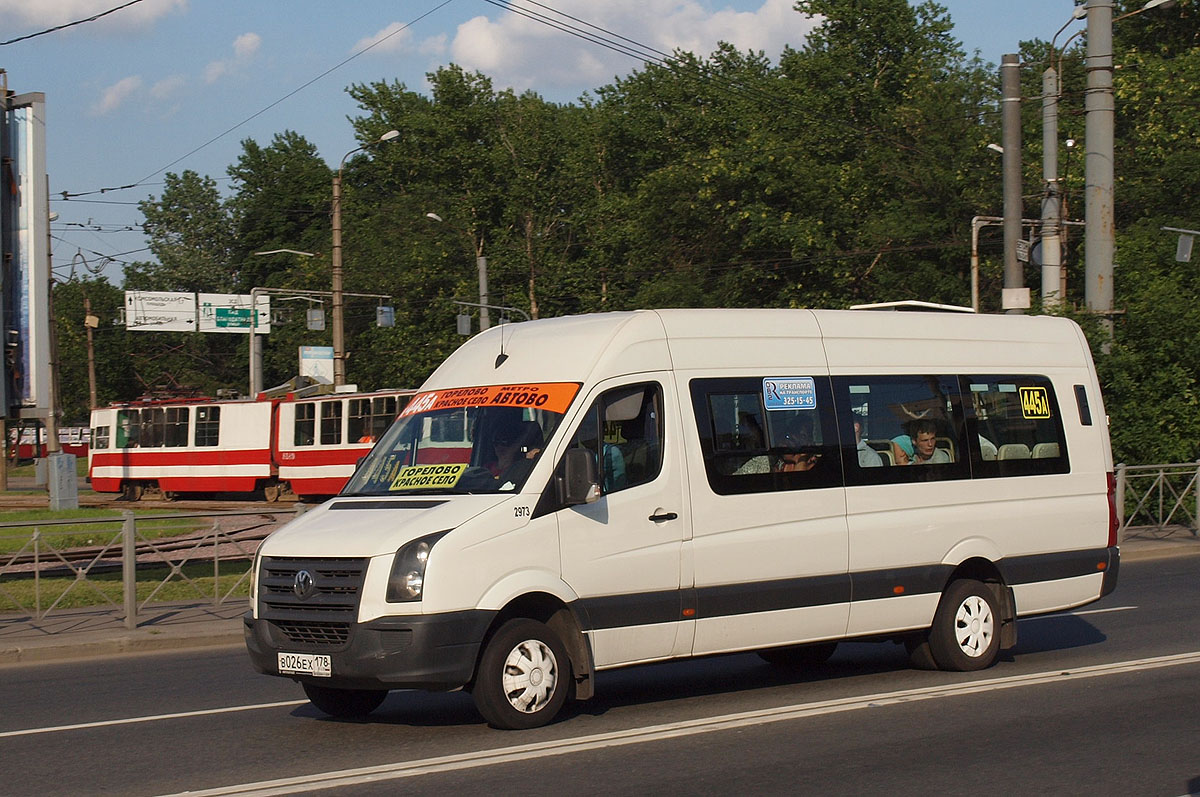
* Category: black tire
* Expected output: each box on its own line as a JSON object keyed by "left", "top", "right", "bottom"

{"left": 904, "top": 636, "right": 940, "bottom": 670}
{"left": 926, "top": 578, "right": 1001, "bottom": 671}
{"left": 302, "top": 683, "right": 388, "bottom": 719}
{"left": 472, "top": 618, "right": 571, "bottom": 730}
{"left": 758, "top": 641, "right": 838, "bottom": 668}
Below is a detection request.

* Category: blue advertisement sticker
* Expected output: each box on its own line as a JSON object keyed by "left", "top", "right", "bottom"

{"left": 763, "top": 377, "right": 817, "bottom": 411}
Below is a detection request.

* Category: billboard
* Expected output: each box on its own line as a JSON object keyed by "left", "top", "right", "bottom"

{"left": 198, "top": 293, "right": 271, "bottom": 334}
{"left": 2, "top": 91, "right": 51, "bottom": 419}
{"left": 125, "top": 291, "right": 197, "bottom": 332}
{"left": 299, "top": 345, "right": 333, "bottom": 384}
{"left": 124, "top": 292, "right": 271, "bottom": 334}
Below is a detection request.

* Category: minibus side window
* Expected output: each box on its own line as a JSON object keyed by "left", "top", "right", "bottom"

{"left": 834, "top": 375, "right": 969, "bottom": 487}
{"left": 690, "top": 376, "right": 842, "bottom": 495}
{"left": 964, "top": 375, "right": 1069, "bottom": 478}
{"left": 559, "top": 383, "right": 663, "bottom": 497}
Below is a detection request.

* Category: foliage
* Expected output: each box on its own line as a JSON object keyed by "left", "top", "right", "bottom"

{"left": 52, "top": 0, "right": 1200, "bottom": 466}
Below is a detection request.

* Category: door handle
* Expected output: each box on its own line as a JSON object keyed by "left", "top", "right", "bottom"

{"left": 648, "top": 511, "right": 678, "bottom": 522}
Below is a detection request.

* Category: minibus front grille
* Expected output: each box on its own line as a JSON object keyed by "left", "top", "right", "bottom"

{"left": 274, "top": 620, "right": 350, "bottom": 647}
{"left": 258, "top": 556, "right": 367, "bottom": 623}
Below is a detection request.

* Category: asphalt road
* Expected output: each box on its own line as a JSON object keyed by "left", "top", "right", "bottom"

{"left": 2, "top": 556, "right": 1198, "bottom": 797}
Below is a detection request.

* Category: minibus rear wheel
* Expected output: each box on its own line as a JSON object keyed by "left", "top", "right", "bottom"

{"left": 302, "top": 683, "right": 387, "bottom": 719}
{"left": 473, "top": 618, "right": 571, "bottom": 730}
{"left": 926, "top": 579, "right": 1000, "bottom": 671}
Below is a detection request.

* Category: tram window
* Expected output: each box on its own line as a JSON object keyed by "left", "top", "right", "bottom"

{"left": 348, "top": 396, "right": 398, "bottom": 443}
{"left": 195, "top": 406, "right": 220, "bottom": 447}
{"left": 165, "top": 407, "right": 189, "bottom": 447}
{"left": 116, "top": 410, "right": 139, "bottom": 448}
{"left": 320, "top": 401, "right": 343, "bottom": 445}
{"left": 371, "top": 397, "right": 397, "bottom": 440}
{"left": 141, "top": 408, "right": 165, "bottom": 448}
{"left": 295, "top": 403, "right": 315, "bottom": 447}
{"left": 92, "top": 426, "right": 110, "bottom": 450}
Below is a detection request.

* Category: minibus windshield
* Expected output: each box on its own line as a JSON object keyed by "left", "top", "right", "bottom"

{"left": 341, "top": 383, "right": 579, "bottom": 496}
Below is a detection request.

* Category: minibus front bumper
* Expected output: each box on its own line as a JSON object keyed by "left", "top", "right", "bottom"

{"left": 244, "top": 609, "right": 497, "bottom": 691}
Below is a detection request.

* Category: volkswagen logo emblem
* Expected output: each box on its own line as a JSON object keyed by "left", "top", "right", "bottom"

{"left": 293, "top": 569, "right": 316, "bottom": 599}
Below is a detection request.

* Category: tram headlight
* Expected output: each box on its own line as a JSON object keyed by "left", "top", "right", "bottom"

{"left": 386, "top": 531, "right": 450, "bottom": 602}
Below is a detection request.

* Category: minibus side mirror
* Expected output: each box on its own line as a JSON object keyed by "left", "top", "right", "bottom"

{"left": 563, "top": 448, "right": 601, "bottom": 505}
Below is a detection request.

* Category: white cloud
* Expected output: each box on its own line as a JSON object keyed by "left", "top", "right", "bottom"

{"left": 233, "top": 31, "right": 261, "bottom": 60}
{"left": 1, "top": 0, "right": 187, "bottom": 33}
{"left": 204, "top": 31, "right": 261, "bottom": 84}
{"left": 445, "top": 0, "right": 819, "bottom": 95}
{"left": 353, "top": 21, "right": 415, "bottom": 55}
{"left": 92, "top": 75, "right": 143, "bottom": 115}
{"left": 150, "top": 74, "right": 186, "bottom": 100}
{"left": 418, "top": 33, "right": 448, "bottom": 57}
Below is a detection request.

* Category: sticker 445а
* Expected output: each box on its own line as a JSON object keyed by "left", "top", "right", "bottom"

{"left": 1020, "top": 386, "right": 1051, "bottom": 419}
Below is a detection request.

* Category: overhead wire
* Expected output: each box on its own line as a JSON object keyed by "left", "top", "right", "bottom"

{"left": 55, "top": 0, "right": 458, "bottom": 199}
{"left": 0, "top": 0, "right": 148, "bottom": 46}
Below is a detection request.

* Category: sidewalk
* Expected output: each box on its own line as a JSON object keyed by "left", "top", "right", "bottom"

{"left": 1, "top": 530, "right": 1197, "bottom": 667}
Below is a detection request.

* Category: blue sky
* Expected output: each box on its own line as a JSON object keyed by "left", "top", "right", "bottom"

{"left": 0, "top": 0, "right": 1084, "bottom": 283}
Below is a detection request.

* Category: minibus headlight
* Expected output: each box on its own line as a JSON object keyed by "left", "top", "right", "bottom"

{"left": 386, "top": 531, "right": 450, "bottom": 603}
{"left": 249, "top": 547, "right": 262, "bottom": 606}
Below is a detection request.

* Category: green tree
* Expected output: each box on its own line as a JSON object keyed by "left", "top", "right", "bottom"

{"left": 132, "top": 170, "right": 235, "bottom": 292}
{"left": 227, "top": 131, "right": 332, "bottom": 291}
{"left": 122, "top": 170, "right": 246, "bottom": 396}
{"left": 51, "top": 277, "right": 136, "bottom": 423}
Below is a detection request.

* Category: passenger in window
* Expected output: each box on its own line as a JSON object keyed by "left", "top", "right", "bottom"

{"left": 891, "top": 434, "right": 913, "bottom": 466}
{"left": 486, "top": 418, "right": 543, "bottom": 480}
{"left": 909, "top": 419, "right": 950, "bottom": 465}
{"left": 855, "top": 421, "right": 882, "bottom": 467}
{"left": 735, "top": 415, "right": 821, "bottom": 474}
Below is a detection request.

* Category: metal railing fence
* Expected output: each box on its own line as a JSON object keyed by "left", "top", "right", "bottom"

{"left": 1115, "top": 462, "right": 1200, "bottom": 540}
{"left": 0, "top": 508, "right": 298, "bottom": 627}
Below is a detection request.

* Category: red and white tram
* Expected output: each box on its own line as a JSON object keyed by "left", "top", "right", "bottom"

{"left": 88, "top": 387, "right": 416, "bottom": 501}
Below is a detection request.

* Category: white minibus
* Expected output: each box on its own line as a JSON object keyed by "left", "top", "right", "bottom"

{"left": 245, "top": 309, "right": 1119, "bottom": 729}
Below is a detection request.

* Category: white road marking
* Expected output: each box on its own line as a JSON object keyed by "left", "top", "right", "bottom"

{"left": 1022, "top": 605, "right": 1138, "bottom": 621}
{"left": 0, "top": 699, "right": 307, "bottom": 739}
{"left": 142, "top": 650, "right": 1200, "bottom": 797}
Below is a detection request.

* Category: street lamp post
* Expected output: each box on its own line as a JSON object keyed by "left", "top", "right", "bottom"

{"left": 425, "top": 212, "right": 490, "bottom": 332}
{"left": 332, "top": 129, "right": 399, "bottom": 386}
{"left": 1045, "top": 0, "right": 1174, "bottom": 344}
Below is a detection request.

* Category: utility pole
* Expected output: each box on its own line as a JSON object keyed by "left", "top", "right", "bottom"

{"left": 330, "top": 170, "right": 347, "bottom": 386}
{"left": 1001, "top": 54, "right": 1026, "bottom": 314}
{"left": 1085, "top": 0, "right": 1115, "bottom": 347}
{"left": 1041, "top": 66, "right": 1063, "bottom": 308}
{"left": 84, "top": 296, "right": 98, "bottom": 409}
{"left": 477, "top": 255, "right": 490, "bottom": 331}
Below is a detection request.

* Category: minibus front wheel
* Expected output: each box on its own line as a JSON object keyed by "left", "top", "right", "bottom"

{"left": 926, "top": 578, "right": 1001, "bottom": 671}
{"left": 472, "top": 618, "right": 572, "bottom": 730}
